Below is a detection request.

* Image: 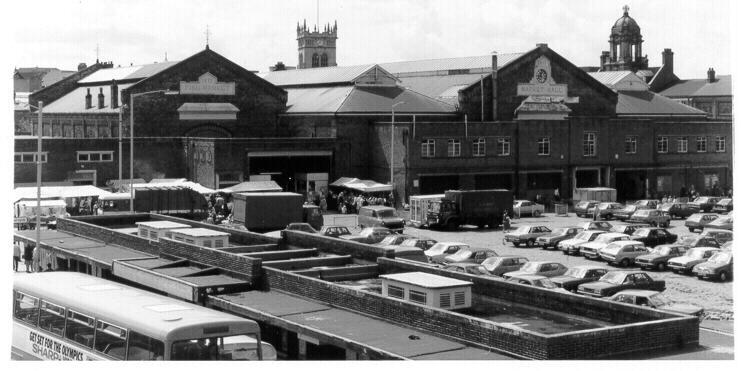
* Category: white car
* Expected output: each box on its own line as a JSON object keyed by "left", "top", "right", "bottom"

{"left": 503, "top": 261, "right": 568, "bottom": 279}
{"left": 559, "top": 230, "right": 607, "bottom": 255}
{"left": 580, "top": 233, "right": 631, "bottom": 260}
{"left": 424, "top": 242, "right": 470, "bottom": 261}
{"left": 513, "top": 200, "right": 545, "bottom": 217}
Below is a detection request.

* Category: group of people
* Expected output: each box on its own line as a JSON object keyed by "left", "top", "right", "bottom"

{"left": 67, "top": 197, "right": 103, "bottom": 216}
{"left": 205, "top": 193, "right": 233, "bottom": 225}
{"left": 13, "top": 242, "right": 53, "bottom": 273}
{"left": 331, "top": 190, "right": 394, "bottom": 214}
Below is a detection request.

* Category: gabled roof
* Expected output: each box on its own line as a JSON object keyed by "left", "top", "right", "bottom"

{"left": 659, "top": 75, "right": 732, "bottom": 97}
{"left": 78, "top": 61, "right": 179, "bottom": 83}
{"left": 43, "top": 83, "right": 134, "bottom": 113}
{"left": 379, "top": 53, "right": 524, "bottom": 76}
{"left": 588, "top": 71, "right": 648, "bottom": 91}
{"left": 283, "top": 85, "right": 456, "bottom": 115}
{"left": 262, "top": 64, "right": 377, "bottom": 86}
{"left": 394, "top": 74, "right": 483, "bottom": 106}
{"left": 616, "top": 90, "right": 707, "bottom": 116}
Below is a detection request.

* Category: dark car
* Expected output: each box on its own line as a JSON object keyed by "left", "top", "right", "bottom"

{"left": 613, "top": 223, "right": 651, "bottom": 236}
{"left": 398, "top": 238, "right": 438, "bottom": 251}
{"left": 536, "top": 227, "right": 584, "bottom": 250}
{"left": 577, "top": 271, "right": 665, "bottom": 298}
{"left": 689, "top": 197, "right": 721, "bottom": 213}
{"left": 685, "top": 213, "right": 719, "bottom": 232}
{"left": 635, "top": 244, "right": 689, "bottom": 271}
{"left": 550, "top": 266, "right": 609, "bottom": 292}
{"left": 613, "top": 205, "right": 639, "bottom": 221}
{"left": 575, "top": 200, "right": 600, "bottom": 218}
{"left": 629, "top": 209, "right": 671, "bottom": 228}
{"left": 693, "top": 250, "right": 733, "bottom": 281}
{"left": 712, "top": 198, "right": 733, "bottom": 214}
{"left": 660, "top": 202, "right": 695, "bottom": 219}
{"left": 630, "top": 227, "right": 677, "bottom": 248}
{"left": 318, "top": 225, "right": 352, "bottom": 238}
{"left": 633, "top": 199, "right": 661, "bottom": 210}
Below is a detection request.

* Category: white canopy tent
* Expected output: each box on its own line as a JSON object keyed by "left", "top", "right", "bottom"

{"left": 330, "top": 177, "right": 392, "bottom": 193}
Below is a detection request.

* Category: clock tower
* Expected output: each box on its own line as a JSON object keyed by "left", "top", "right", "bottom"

{"left": 297, "top": 20, "right": 338, "bottom": 69}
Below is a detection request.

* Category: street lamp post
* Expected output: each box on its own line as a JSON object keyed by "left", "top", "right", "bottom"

{"left": 35, "top": 101, "right": 43, "bottom": 263}
{"left": 127, "top": 90, "right": 173, "bottom": 212}
{"left": 390, "top": 101, "right": 405, "bottom": 199}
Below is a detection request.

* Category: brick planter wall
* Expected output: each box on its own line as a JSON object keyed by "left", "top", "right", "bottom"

{"left": 58, "top": 217, "right": 159, "bottom": 255}
{"left": 152, "top": 214, "right": 280, "bottom": 246}
{"left": 282, "top": 230, "right": 394, "bottom": 262}
{"left": 158, "top": 237, "right": 261, "bottom": 282}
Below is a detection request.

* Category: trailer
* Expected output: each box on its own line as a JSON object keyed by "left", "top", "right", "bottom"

{"left": 232, "top": 192, "right": 304, "bottom": 231}
{"left": 408, "top": 194, "right": 444, "bottom": 228}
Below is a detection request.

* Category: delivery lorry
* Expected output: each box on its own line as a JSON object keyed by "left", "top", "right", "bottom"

{"left": 232, "top": 192, "right": 304, "bottom": 231}
{"left": 427, "top": 189, "right": 513, "bottom": 230}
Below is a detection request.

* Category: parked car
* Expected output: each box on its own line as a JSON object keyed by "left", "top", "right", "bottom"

{"left": 480, "top": 256, "right": 529, "bottom": 276}
{"left": 442, "top": 263, "right": 494, "bottom": 276}
{"left": 339, "top": 226, "right": 392, "bottom": 244}
{"left": 443, "top": 246, "right": 499, "bottom": 265}
{"left": 633, "top": 199, "right": 661, "bottom": 210}
{"left": 577, "top": 271, "right": 665, "bottom": 298}
{"left": 357, "top": 206, "right": 405, "bottom": 232}
{"left": 706, "top": 214, "right": 733, "bottom": 231}
{"left": 721, "top": 241, "right": 732, "bottom": 250}
{"left": 635, "top": 244, "right": 689, "bottom": 271}
{"left": 575, "top": 200, "right": 600, "bottom": 218}
{"left": 677, "top": 235, "right": 722, "bottom": 249}
{"left": 284, "top": 222, "right": 318, "bottom": 233}
{"left": 699, "top": 229, "right": 733, "bottom": 245}
{"left": 613, "top": 223, "right": 651, "bottom": 236}
{"left": 377, "top": 245, "right": 428, "bottom": 263}
{"left": 578, "top": 221, "right": 614, "bottom": 232}
{"left": 513, "top": 200, "right": 545, "bottom": 217}
{"left": 587, "top": 202, "right": 624, "bottom": 220}
{"left": 693, "top": 250, "right": 733, "bottom": 281}
{"left": 374, "top": 234, "right": 414, "bottom": 246}
{"left": 505, "top": 275, "right": 571, "bottom": 293}
{"left": 504, "top": 225, "right": 552, "bottom": 247}
{"left": 559, "top": 230, "right": 607, "bottom": 255}
{"left": 630, "top": 227, "right": 677, "bottom": 247}
{"left": 608, "top": 290, "right": 704, "bottom": 317}
{"left": 424, "top": 242, "right": 470, "bottom": 261}
{"left": 685, "top": 213, "right": 720, "bottom": 232}
{"left": 667, "top": 247, "right": 721, "bottom": 274}
{"left": 318, "top": 225, "right": 352, "bottom": 238}
{"left": 503, "top": 261, "right": 568, "bottom": 279}
{"left": 599, "top": 240, "right": 650, "bottom": 267}
{"left": 660, "top": 202, "right": 695, "bottom": 219}
{"left": 688, "top": 196, "right": 721, "bottom": 213}
{"left": 711, "top": 198, "right": 733, "bottom": 214}
{"left": 549, "top": 266, "right": 609, "bottom": 292}
{"left": 536, "top": 227, "right": 584, "bottom": 250}
{"left": 580, "top": 233, "right": 631, "bottom": 259}
{"left": 629, "top": 209, "right": 671, "bottom": 228}
{"left": 613, "top": 205, "right": 639, "bottom": 221}
{"left": 398, "top": 238, "right": 438, "bottom": 251}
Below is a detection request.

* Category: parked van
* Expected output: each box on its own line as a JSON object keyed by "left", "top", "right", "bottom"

{"left": 358, "top": 206, "right": 405, "bottom": 232}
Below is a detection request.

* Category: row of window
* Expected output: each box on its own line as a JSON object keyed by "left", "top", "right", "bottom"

{"left": 419, "top": 134, "right": 726, "bottom": 158}
{"left": 14, "top": 291, "right": 164, "bottom": 360}
{"left": 15, "top": 151, "right": 114, "bottom": 164}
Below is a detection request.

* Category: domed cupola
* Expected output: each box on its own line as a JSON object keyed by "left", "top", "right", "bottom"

{"left": 611, "top": 6, "right": 641, "bottom": 37}
{"left": 600, "top": 5, "right": 648, "bottom": 72}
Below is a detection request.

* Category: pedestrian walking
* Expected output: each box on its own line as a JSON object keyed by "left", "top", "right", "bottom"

{"left": 23, "top": 244, "right": 33, "bottom": 273}
{"left": 13, "top": 242, "right": 21, "bottom": 272}
{"left": 593, "top": 204, "right": 599, "bottom": 221}
{"left": 502, "top": 212, "right": 511, "bottom": 232}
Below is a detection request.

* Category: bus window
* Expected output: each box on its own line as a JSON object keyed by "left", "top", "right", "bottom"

{"left": 127, "top": 331, "right": 164, "bottom": 360}
{"left": 94, "top": 320, "right": 127, "bottom": 359}
{"left": 65, "top": 310, "right": 95, "bottom": 348}
{"left": 14, "top": 291, "right": 39, "bottom": 326}
{"left": 38, "top": 300, "right": 65, "bottom": 336}
{"left": 171, "top": 335, "right": 270, "bottom": 360}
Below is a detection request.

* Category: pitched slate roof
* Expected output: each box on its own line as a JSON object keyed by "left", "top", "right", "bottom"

{"left": 43, "top": 83, "right": 134, "bottom": 113}
{"left": 262, "top": 64, "right": 376, "bottom": 86}
{"left": 379, "top": 53, "right": 524, "bottom": 76}
{"left": 659, "top": 75, "right": 732, "bottom": 97}
{"left": 393, "top": 74, "right": 483, "bottom": 106}
{"left": 616, "top": 90, "right": 707, "bottom": 116}
{"left": 588, "top": 71, "right": 634, "bottom": 87}
{"left": 79, "top": 61, "right": 179, "bottom": 83}
{"left": 283, "top": 85, "right": 455, "bottom": 114}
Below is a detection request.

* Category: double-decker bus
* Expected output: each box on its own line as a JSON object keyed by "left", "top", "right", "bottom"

{"left": 12, "top": 272, "right": 275, "bottom": 361}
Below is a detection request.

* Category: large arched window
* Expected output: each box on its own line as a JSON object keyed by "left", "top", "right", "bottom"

{"left": 312, "top": 53, "right": 320, "bottom": 67}
{"left": 320, "top": 53, "right": 328, "bottom": 67}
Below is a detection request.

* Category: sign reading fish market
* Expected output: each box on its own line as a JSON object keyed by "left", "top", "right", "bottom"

{"left": 180, "top": 72, "right": 235, "bottom": 95}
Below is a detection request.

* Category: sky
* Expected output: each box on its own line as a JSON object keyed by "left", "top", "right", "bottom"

{"left": 6, "top": 0, "right": 737, "bottom": 79}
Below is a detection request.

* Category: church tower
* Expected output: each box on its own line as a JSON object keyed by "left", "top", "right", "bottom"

{"left": 599, "top": 6, "right": 649, "bottom": 72}
{"left": 297, "top": 20, "right": 338, "bottom": 69}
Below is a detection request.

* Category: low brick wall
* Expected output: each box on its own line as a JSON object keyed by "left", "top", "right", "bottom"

{"left": 158, "top": 237, "right": 261, "bottom": 282}
{"left": 263, "top": 267, "right": 546, "bottom": 359}
{"left": 218, "top": 244, "right": 278, "bottom": 253}
{"left": 262, "top": 255, "right": 353, "bottom": 270}
{"left": 282, "top": 230, "right": 393, "bottom": 262}
{"left": 58, "top": 217, "right": 159, "bottom": 255}
{"left": 241, "top": 249, "right": 317, "bottom": 261}
{"left": 292, "top": 264, "right": 379, "bottom": 282}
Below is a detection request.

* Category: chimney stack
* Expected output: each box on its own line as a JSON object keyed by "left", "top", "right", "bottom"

{"left": 707, "top": 68, "right": 716, "bottom": 82}
{"left": 491, "top": 51, "right": 498, "bottom": 121}
{"left": 600, "top": 51, "right": 610, "bottom": 69}
{"left": 97, "top": 87, "right": 105, "bottom": 109}
{"left": 110, "top": 80, "right": 119, "bottom": 108}
{"left": 662, "top": 48, "right": 674, "bottom": 75}
{"left": 85, "top": 88, "right": 92, "bottom": 109}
